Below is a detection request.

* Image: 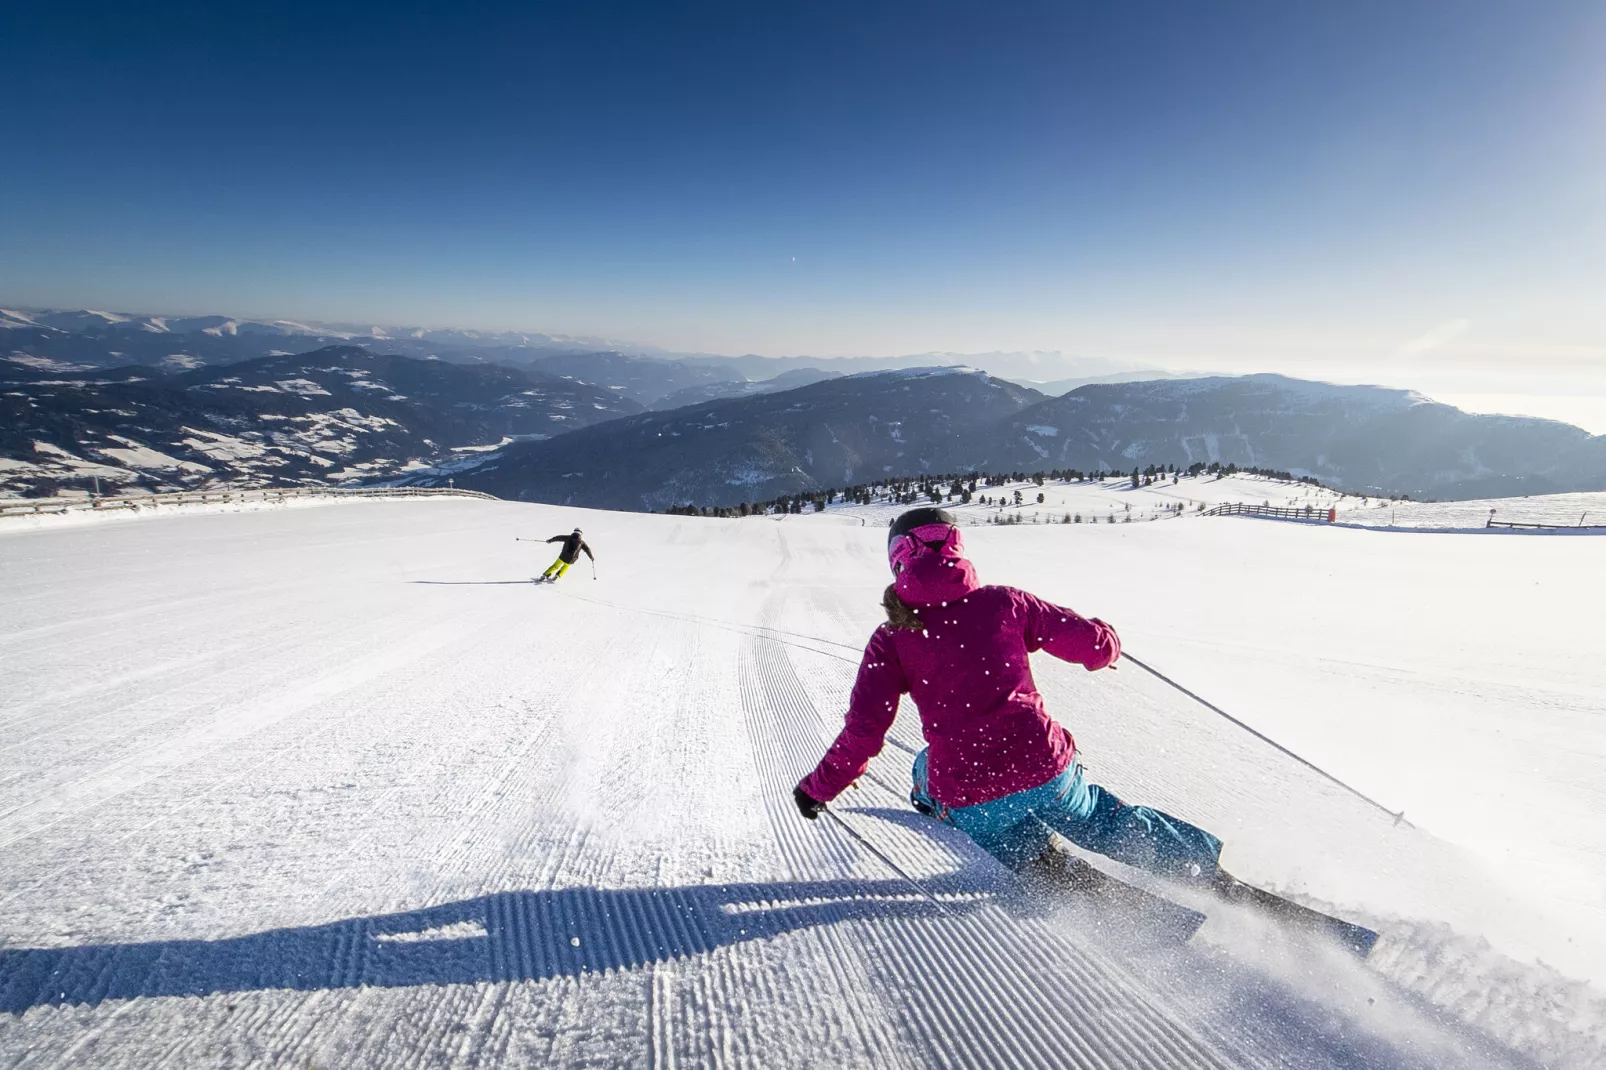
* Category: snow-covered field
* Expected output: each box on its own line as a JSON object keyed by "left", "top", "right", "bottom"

{"left": 826, "top": 473, "right": 1350, "bottom": 527}
{"left": 1335, "top": 490, "right": 1606, "bottom": 530}
{"left": 2, "top": 497, "right": 1602, "bottom": 1068}
{"left": 825, "top": 472, "right": 1606, "bottom": 534}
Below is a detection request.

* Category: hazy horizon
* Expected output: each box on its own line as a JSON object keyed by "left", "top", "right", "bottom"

{"left": 9, "top": 295, "right": 1606, "bottom": 433}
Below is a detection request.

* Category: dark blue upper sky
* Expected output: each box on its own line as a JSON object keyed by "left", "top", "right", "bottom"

{"left": 4, "top": 1, "right": 1602, "bottom": 397}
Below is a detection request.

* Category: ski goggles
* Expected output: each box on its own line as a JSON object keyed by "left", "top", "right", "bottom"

{"left": 888, "top": 523, "right": 964, "bottom": 574}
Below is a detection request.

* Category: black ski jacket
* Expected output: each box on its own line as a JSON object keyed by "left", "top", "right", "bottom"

{"left": 547, "top": 532, "right": 594, "bottom": 564}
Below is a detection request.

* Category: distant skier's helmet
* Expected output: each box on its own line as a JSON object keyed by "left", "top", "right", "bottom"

{"left": 887, "top": 507, "right": 961, "bottom": 575}
{"left": 573, "top": 527, "right": 582, "bottom": 534}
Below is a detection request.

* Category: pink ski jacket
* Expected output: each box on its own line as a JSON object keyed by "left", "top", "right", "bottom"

{"left": 799, "top": 552, "right": 1120, "bottom": 810}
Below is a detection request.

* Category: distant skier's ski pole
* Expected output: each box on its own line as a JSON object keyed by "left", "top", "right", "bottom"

{"left": 822, "top": 809, "right": 952, "bottom": 916}
{"left": 1120, "top": 652, "right": 1410, "bottom": 827}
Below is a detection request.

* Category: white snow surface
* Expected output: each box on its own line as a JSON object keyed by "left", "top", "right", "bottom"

{"left": 4, "top": 354, "right": 89, "bottom": 372}
{"left": 92, "top": 436, "right": 197, "bottom": 472}
{"left": 1336, "top": 491, "right": 1606, "bottom": 530}
{"left": 825, "top": 473, "right": 1350, "bottom": 526}
{"left": 1, "top": 498, "right": 1602, "bottom": 1068}
{"left": 816, "top": 472, "right": 1606, "bottom": 533}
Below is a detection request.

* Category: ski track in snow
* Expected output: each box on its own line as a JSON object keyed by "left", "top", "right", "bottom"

{"left": 1, "top": 499, "right": 1601, "bottom": 1068}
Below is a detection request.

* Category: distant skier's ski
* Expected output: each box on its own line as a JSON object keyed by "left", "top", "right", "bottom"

{"left": 1022, "top": 843, "right": 1205, "bottom": 945}
{"left": 1213, "top": 874, "right": 1379, "bottom": 958}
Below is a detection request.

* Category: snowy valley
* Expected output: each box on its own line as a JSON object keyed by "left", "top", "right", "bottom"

{"left": 0, "top": 348, "right": 642, "bottom": 497}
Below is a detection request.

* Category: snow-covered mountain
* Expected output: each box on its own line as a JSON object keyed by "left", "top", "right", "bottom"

{"left": 0, "top": 307, "right": 639, "bottom": 375}
{"left": 0, "top": 306, "right": 637, "bottom": 349}
{"left": 0, "top": 305, "right": 1166, "bottom": 397}
{"left": 997, "top": 374, "right": 1606, "bottom": 498}
{"left": 1006, "top": 368, "right": 1196, "bottom": 396}
{"left": 440, "top": 367, "right": 1046, "bottom": 510}
{"left": 647, "top": 366, "right": 844, "bottom": 410}
{"left": 0, "top": 307, "right": 764, "bottom": 406}
{"left": 11, "top": 307, "right": 1603, "bottom": 504}
{"left": 513, "top": 349, "right": 742, "bottom": 405}
{"left": 429, "top": 369, "right": 1606, "bottom": 508}
{"left": 0, "top": 346, "right": 642, "bottom": 496}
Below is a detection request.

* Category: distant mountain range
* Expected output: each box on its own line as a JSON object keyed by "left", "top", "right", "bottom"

{"left": 431, "top": 369, "right": 1606, "bottom": 508}
{"left": 5, "top": 306, "right": 1603, "bottom": 505}
{"left": 647, "top": 367, "right": 845, "bottom": 410}
{"left": 992, "top": 375, "right": 1606, "bottom": 501}
{"left": 0, "top": 306, "right": 638, "bottom": 357}
{"left": 0, "top": 306, "right": 741, "bottom": 405}
{"left": 0, "top": 305, "right": 1165, "bottom": 400}
{"left": 0, "top": 347, "right": 639, "bottom": 496}
{"left": 438, "top": 368, "right": 1045, "bottom": 510}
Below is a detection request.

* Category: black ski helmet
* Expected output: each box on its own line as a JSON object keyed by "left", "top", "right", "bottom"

{"left": 887, "top": 507, "right": 956, "bottom": 548}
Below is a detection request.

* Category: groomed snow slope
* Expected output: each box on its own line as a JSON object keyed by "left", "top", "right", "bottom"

{"left": 2, "top": 498, "right": 1602, "bottom": 1069}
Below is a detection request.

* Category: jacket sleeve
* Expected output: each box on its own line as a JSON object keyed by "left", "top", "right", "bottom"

{"left": 798, "top": 628, "right": 908, "bottom": 803}
{"left": 581, "top": 542, "right": 594, "bottom": 561}
{"left": 546, "top": 535, "right": 563, "bottom": 544}
{"left": 1019, "top": 590, "right": 1120, "bottom": 671}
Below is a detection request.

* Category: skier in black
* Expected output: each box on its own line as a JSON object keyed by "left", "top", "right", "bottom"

{"left": 539, "top": 528, "right": 593, "bottom": 582}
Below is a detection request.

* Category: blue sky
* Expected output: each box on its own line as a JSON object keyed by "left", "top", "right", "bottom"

{"left": 4, "top": 1, "right": 1603, "bottom": 408}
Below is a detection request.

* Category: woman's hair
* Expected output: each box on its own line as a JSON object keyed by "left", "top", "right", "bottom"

{"left": 881, "top": 584, "right": 926, "bottom": 631}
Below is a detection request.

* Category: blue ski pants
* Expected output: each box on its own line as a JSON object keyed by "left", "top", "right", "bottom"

{"left": 910, "top": 748, "right": 1222, "bottom": 881}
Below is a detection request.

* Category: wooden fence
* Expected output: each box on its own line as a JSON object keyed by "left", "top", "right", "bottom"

{"left": 0, "top": 485, "right": 498, "bottom": 519}
{"left": 1201, "top": 503, "right": 1335, "bottom": 522}
{"left": 1486, "top": 518, "right": 1606, "bottom": 531}
{"left": 1205, "top": 503, "right": 1606, "bottom": 532}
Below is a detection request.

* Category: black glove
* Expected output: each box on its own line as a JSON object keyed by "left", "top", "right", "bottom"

{"left": 793, "top": 785, "right": 826, "bottom": 821}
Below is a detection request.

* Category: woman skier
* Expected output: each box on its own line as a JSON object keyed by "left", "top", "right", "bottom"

{"left": 794, "top": 507, "right": 1225, "bottom": 888}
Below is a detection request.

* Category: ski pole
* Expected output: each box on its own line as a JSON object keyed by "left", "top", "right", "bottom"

{"left": 1120, "top": 651, "right": 1409, "bottom": 827}
{"left": 590, "top": 558, "right": 597, "bottom": 581}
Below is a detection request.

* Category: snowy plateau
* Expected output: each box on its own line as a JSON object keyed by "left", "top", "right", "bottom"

{"left": 2, "top": 488, "right": 1603, "bottom": 1069}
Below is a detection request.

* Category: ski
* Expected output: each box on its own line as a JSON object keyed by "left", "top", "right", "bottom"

{"left": 1212, "top": 874, "right": 1379, "bottom": 958}
{"left": 1022, "top": 843, "right": 1206, "bottom": 945}
{"left": 1024, "top": 843, "right": 1378, "bottom": 958}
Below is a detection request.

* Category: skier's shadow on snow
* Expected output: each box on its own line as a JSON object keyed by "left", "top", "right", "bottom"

{"left": 0, "top": 871, "right": 1000, "bottom": 1014}
{"left": 0, "top": 841, "right": 1551, "bottom": 1070}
